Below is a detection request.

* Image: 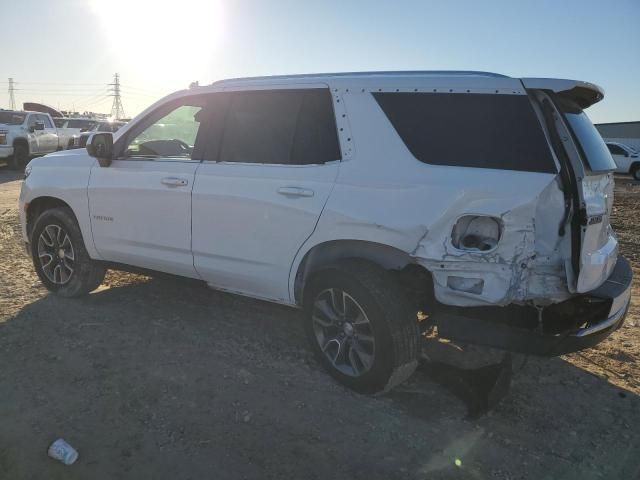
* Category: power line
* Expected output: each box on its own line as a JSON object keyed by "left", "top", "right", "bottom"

{"left": 8, "top": 78, "right": 16, "bottom": 110}
{"left": 108, "top": 73, "right": 125, "bottom": 119}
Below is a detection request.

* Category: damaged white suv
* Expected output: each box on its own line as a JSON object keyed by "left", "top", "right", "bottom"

{"left": 19, "top": 71, "right": 632, "bottom": 393}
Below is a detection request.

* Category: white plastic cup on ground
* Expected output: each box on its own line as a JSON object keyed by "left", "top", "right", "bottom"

{"left": 48, "top": 438, "right": 79, "bottom": 465}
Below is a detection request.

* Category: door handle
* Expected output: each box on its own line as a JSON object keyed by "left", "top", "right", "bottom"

{"left": 277, "top": 186, "right": 314, "bottom": 198}
{"left": 161, "top": 177, "right": 189, "bottom": 187}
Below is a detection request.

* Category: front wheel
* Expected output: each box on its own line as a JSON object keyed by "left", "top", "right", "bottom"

{"left": 303, "top": 259, "right": 420, "bottom": 394}
{"left": 8, "top": 143, "right": 28, "bottom": 170}
{"left": 31, "top": 207, "right": 106, "bottom": 297}
{"left": 631, "top": 164, "right": 640, "bottom": 181}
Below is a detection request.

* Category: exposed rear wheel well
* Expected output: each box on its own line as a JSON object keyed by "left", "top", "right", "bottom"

{"left": 26, "top": 197, "right": 74, "bottom": 240}
{"left": 293, "top": 240, "right": 435, "bottom": 310}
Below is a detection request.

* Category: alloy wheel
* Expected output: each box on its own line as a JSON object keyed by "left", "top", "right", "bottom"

{"left": 37, "top": 224, "right": 75, "bottom": 285}
{"left": 311, "top": 288, "right": 376, "bottom": 377}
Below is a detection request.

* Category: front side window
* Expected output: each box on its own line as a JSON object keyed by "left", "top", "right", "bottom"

{"left": 124, "top": 102, "right": 206, "bottom": 159}
{"left": 38, "top": 114, "right": 53, "bottom": 129}
{"left": 373, "top": 92, "right": 557, "bottom": 173}
{"left": 556, "top": 97, "right": 616, "bottom": 173}
{"left": 218, "top": 89, "right": 340, "bottom": 165}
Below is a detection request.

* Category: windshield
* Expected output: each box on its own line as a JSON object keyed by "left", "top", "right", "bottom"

{"left": 0, "top": 111, "right": 26, "bottom": 125}
{"left": 557, "top": 97, "right": 616, "bottom": 172}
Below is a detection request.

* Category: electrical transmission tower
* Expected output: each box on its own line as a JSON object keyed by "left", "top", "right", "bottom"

{"left": 108, "top": 73, "right": 125, "bottom": 119}
{"left": 8, "top": 78, "right": 17, "bottom": 110}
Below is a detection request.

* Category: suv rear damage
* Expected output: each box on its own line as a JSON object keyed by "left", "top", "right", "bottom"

{"left": 405, "top": 78, "right": 631, "bottom": 357}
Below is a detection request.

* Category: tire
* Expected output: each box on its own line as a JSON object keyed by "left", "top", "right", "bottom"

{"left": 631, "top": 164, "right": 640, "bottom": 181}
{"left": 303, "top": 259, "right": 420, "bottom": 394}
{"left": 31, "top": 207, "right": 106, "bottom": 297}
{"left": 8, "top": 143, "right": 28, "bottom": 170}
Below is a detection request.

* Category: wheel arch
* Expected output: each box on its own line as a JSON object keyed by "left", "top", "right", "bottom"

{"left": 13, "top": 136, "right": 29, "bottom": 154}
{"left": 26, "top": 196, "right": 75, "bottom": 240}
{"left": 292, "top": 239, "right": 432, "bottom": 306}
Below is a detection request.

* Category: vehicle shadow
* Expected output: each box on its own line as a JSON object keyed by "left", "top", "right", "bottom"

{"left": 0, "top": 274, "right": 638, "bottom": 479}
{"left": 0, "top": 166, "right": 22, "bottom": 184}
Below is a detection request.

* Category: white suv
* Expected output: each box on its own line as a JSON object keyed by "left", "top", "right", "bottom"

{"left": 19, "top": 71, "right": 633, "bottom": 393}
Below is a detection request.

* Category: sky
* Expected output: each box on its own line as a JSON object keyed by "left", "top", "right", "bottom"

{"left": 1, "top": 0, "right": 638, "bottom": 123}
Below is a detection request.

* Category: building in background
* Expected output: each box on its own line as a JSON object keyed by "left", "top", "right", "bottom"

{"left": 596, "top": 121, "right": 640, "bottom": 151}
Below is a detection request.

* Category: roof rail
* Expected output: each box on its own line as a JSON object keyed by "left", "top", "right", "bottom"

{"left": 210, "top": 70, "right": 508, "bottom": 86}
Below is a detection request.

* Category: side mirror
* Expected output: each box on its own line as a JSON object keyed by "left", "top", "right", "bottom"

{"left": 34, "top": 122, "right": 45, "bottom": 131}
{"left": 87, "top": 133, "right": 114, "bottom": 167}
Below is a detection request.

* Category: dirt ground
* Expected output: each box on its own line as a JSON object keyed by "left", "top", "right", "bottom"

{"left": 0, "top": 167, "right": 638, "bottom": 480}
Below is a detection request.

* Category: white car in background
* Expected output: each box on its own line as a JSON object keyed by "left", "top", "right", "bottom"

{"left": 69, "top": 121, "right": 127, "bottom": 149}
{"left": 18, "top": 71, "right": 633, "bottom": 393}
{"left": 606, "top": 141, "right": 640, "bottom": 180}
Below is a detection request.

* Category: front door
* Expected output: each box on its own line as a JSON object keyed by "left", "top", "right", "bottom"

{"left": 37, "top": 114, "right": 59, "bottom": 153}
{"left": 192, "top": 87, "right": 342, "bottom": 303}
{"left": 88, "top": 96, "right": 211, "bottom": 278}
{"left": 26, "top": 114, "right": 44, "bottom": 154}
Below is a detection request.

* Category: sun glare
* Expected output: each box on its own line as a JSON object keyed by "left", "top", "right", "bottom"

{"left": 90, "top": 0, "right": 223, "bottom": 86}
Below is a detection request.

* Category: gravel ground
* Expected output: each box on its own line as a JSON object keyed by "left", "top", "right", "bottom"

{"left": 0, "top": 167, "right": 638, "bottom": 480}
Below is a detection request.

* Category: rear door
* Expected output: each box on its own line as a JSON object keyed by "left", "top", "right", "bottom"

{"left": 192, "top": 87, "right": 341, "bottom": 303}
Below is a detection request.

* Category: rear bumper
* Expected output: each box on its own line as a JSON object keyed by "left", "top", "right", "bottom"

{"left": 436, "top": 255, "right": 633, "bottom": 356}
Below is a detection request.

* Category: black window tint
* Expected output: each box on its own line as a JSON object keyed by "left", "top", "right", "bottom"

{"left": 220, "top": 91, "right": 299, "bottom": 164}
{"left": 219, "top": 89, "right": 340, "bottom": 165}
{"left": 291, "top": 89, "right": 341, "bottom": 164}
{"left": 373, "top": 93, "right": 557, "bottom": 173}
{"left": 606, "top": 144, "right": 625, "bottom": 155}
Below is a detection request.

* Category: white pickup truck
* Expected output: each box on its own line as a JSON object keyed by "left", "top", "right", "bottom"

{"left": 0, "top": 110, "right": 78, "bottom": 170}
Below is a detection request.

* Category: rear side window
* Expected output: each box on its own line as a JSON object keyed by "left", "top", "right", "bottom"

{"left": 373, "top": 93, "right": 557, "bottom": 173}
{"left": 218, "top": 89, "right": 340, "bottom": 165}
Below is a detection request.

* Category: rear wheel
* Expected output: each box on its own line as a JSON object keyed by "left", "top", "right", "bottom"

{"left": 303, "top": 259, "right": 420, "bottom": 393}
{"left": 31, "top": 207, "right": 106, "bottom": 297}
{"left": 8, "top": 143, "right": 28, "bottom": 170}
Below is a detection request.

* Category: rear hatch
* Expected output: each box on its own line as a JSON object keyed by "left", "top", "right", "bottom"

{"left": 523, "top": 78, "right": 618, "bottom": 293}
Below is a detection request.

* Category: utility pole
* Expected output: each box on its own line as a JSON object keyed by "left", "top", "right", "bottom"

{"left": 8, "top": 78, "right": 16, "bottom": 110}
{"left": 108, "top": 73, "right": 125, "bottom": 119}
